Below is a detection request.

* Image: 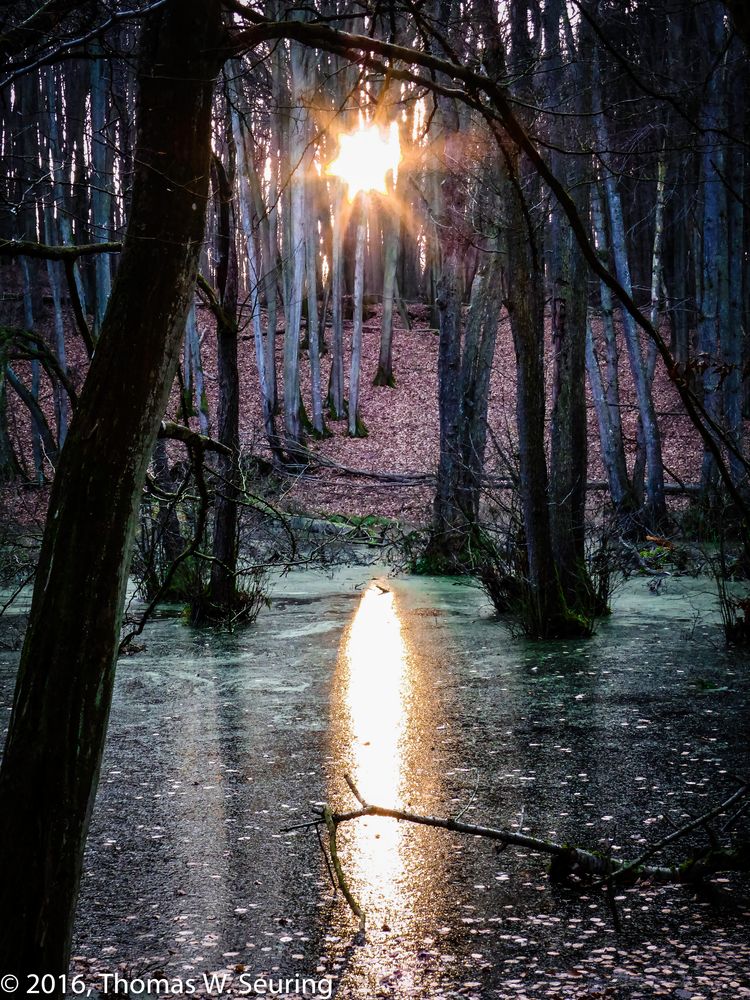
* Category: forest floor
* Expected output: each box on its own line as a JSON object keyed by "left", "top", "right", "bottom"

{"left": 0, "top": 284, "right": 707, "bottom": 533}
{"left": 220, "top": 301, "right": 704, "bottom": 525}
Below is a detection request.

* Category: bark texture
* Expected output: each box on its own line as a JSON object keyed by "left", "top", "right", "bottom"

{"left": 0, "top": 1, "right": 224, "bottom": 981}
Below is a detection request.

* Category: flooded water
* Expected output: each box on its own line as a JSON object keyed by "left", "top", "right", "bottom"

{"left": 1, "top": 568, "right": 749, "bottom": 998}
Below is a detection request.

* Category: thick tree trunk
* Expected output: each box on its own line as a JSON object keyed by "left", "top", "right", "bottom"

{"left": 506, "top": 184, "right": 568, "bottom": 630}
{"left": 546, "top": 0, "right": 593, "bottom": 609}
{"left": 0, "top": 2, "right": 223, "bottom": 982}
{"left": 549, "top": 236, "right": 591, "bottom": 607}
{"left": 422, "top": 82, "right": 477, "bottom": 570}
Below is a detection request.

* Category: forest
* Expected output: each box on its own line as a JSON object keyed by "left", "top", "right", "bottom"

{"left": 0, "top": 0, "right": 748, "bottom": 997}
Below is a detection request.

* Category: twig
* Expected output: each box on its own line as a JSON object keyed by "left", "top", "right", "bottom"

{"left": 323, "top": 806, "right": 366, "bottom": 937}
{"left": 596, "top": 783, "right": 749, "bottom": 888}
{"left": 315, "top": 822, "right": 337, "bottom": 894}
{"left": 0, "top": 569, "right": 35, "bottom": 616}
{"left": 344, "top": 772, "right": 368, "bottom": 807}
{"left": 454, "top": 767, "right": 480, "bottom": 822}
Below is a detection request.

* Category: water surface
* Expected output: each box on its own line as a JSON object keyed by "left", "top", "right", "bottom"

{"left": 0, "top": 568, "right": 748, "bottom": 998}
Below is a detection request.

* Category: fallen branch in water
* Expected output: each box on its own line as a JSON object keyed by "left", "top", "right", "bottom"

{"left": 284, "top": 775, "right": 749, "bottom": 937}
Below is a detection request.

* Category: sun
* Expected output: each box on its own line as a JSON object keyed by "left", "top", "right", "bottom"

{"left": 327, "top": 122, "right": 401, "bottom": 200}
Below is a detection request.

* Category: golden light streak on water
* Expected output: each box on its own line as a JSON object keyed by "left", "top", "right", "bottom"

{"left": 341, "top": 583, "right": 411, "bottom": 908}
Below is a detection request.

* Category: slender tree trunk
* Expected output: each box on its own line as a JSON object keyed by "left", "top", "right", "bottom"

{"left": 6, "top": 366, "right": 59, "bottom": 469}
{"left": 327, "top": 185, "right": 346, "bottom": 418}
{"left": 374, "top": 196, "right": 400, "bottom": 387}
{"left": 0, "top": 343, "right": 19, "bottom": 482}
{"left": 284, "top": 41, "right": 307, "bottom": 454}
{"left": 725, "top": 55, "right": 745, "bottom": 484}
{"left": 184, "top": 303, "right": 210, "bottom": 436}
{"left": 586, "top": 323, "right": 629, "bottom": 509}
{"left": 242, "top": 116, "right": 280, "bottom": 429}
{"left": 19, "top": 257, "right": 44, "bottom": 481}
{"left": 597, "top": 100, "right": 666, "bottom": 527}
{"left": 90, "top": 42, "right": 113, "bottom": 335}
{"left": 633, "top": 153, "right": 667, "bottom": 497}
{"left": 152, "top": 436, "right": 183, "bottom": 574}
{"left": 697, "top": 3, "right": 728, "bottom": 495}
{"left": 208, "top": 153, "right": 240, "bottom": 614}
{"left": 348, "top": 195, "right": 368, "bottom": 437}
{"left": 457, "top": 254, "right": 503, "bottom": 522}
{"left": 231, "top": 105, "right": 278, "bottom": 453}
{"left": 303, "top": 144, "right": 326, "bottom": 436}
{"left": 589, "top": 183, "right": 633, "bottom": 513}
{"left": 43, "top": 207, "right": 69, "bottom": 448}
{"left": 0, "top": 3, "right": 223, "bottom": 981}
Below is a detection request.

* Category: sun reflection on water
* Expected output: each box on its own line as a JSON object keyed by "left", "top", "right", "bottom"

{"left": 342, "top": 583, "right": 411, "bottom": 905}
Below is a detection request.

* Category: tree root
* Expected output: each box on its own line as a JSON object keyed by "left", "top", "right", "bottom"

{"left": 284, "top": 776, "right": 749, "bottom": 938}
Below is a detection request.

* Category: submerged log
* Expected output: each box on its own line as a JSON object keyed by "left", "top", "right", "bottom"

{"left": 285, "top": 775, "right": 749, "bottom": 936}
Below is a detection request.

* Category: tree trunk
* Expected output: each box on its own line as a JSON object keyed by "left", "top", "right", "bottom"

{"left": 184, "top": 303, "right": 210, "bottom": 436}
{"left": 90, "top": 42, "right": 113, "bottom": 335}
{"left": 596, "top": 102, "right": 666, "bottom": 527}
{"left": 231, "top": 104, "right": 277, "bottom": 454}
{"left": 327, "top": 185, "right": 346, "bottom": 418}
{"left": 633, "top": 152, "right": 667, "bottom": 499}
{"left": 589, "top": 182, "right": 634, "bottom": 516}
{"left": 546, "top": 0, "right": 593, "bottom": 609}
{"left": 457, "top": 254, "right": 503, "bottom": 522}
{"left": 303, "top": 144, "right": 326, "bottom": 436}
{"left": 152, "top": 436, "right": 183, "bottom": 574}
{"left": 43, "top": 207, "right": 69, "bottom": 449}
{"left": 697, "top": 3, "right": 728, "bottom": 495}
{"left": 506, "top": 174, "right": 573, "bottom": 634}
{"left": 724, "top": 53, "right": 745, "bottom": 484}
{"left": 207, "top": 153, "right": 240, "bottom": 615}
{"left": 283, "top": 41, "right": 307, "bottom": 454}
{"left": 19, "top": 257, "right": 45, "bottom": 481}
{"left": 0, "top": 2, "right": 223, "bottom": 982}
{"left": 6, "top": 366, "right": 59, "bottom": 469}
{"left": 374, "top": 196, "right": 400, "bottom": 387}
{"left": 348, "top": 196, "right": 368, "bottom": 437}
